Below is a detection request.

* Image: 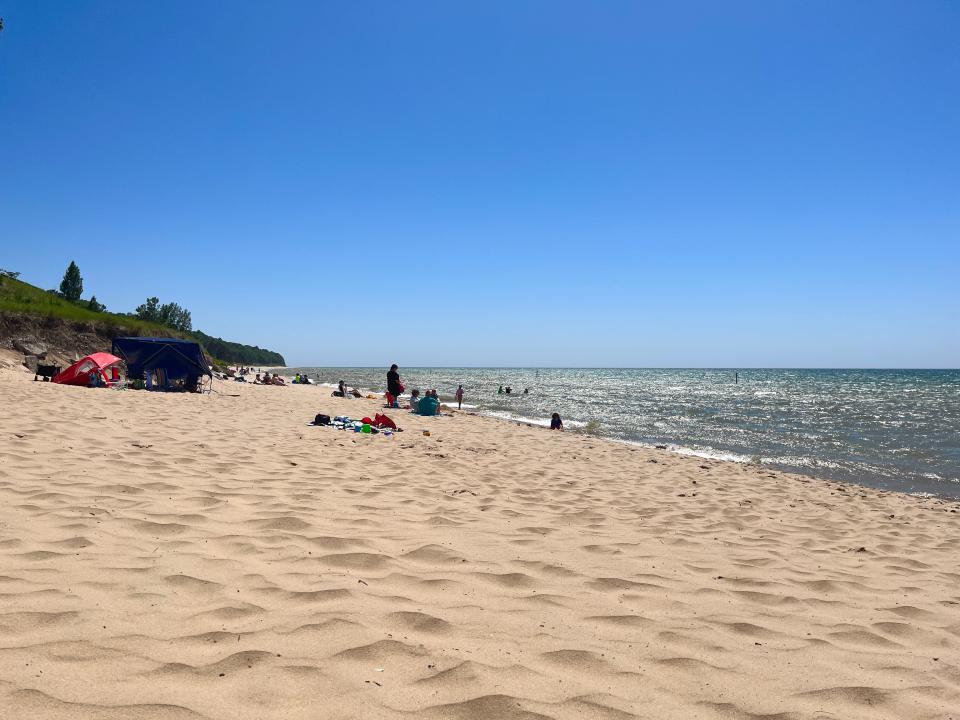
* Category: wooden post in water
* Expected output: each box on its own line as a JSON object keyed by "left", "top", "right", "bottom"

{"left": 735, "top": 372, "right": 739, "bottom": 384}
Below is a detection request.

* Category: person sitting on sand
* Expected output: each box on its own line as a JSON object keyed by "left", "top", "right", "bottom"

{"left": 409, "top": 389, "right": 421, "bottom": 413}
{"left": 332, "top": 380, "right": 346, "bottom": 397}
{"left": 417, "top": 391, "right": 440, "bottom": 417}
{"left": 255, "top": 373, "right": 261, "bottom": 383}
{"left": 550, "top": 412, "right": 564, "bottom": 431}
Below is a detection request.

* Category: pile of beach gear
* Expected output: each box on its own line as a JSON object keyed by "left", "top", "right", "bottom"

{"left": 312, "top": 413, "right": 398, "bottom": 437}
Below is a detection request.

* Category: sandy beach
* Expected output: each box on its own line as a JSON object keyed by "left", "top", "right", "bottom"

{"left": 1, "top": 365, "right": 958, "bottom": 720}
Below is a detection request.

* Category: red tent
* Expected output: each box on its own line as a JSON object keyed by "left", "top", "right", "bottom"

{"left": 53, "top": 352, "right": 122, "bottom": 387}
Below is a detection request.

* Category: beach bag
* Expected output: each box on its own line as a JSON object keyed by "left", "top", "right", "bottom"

{"left": 314, "top": 413, "right": 331, "bottom": 426}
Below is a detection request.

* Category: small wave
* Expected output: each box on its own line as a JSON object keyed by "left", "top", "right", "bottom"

{"left": 669, "top": 446, "right": 754, "bottom": 464}
{"left": 483, "top": 410, "right": 586, "bottom": 429}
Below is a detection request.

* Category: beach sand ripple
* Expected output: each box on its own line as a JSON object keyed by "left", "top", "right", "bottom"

{"left": 1, "top": 368, "right": 959, "bottom": 718}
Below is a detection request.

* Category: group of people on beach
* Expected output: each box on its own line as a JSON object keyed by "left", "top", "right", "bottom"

{"left": 255, "top": 372, "right": 285, "bottom": 386}
{"left": 386, "top": 364, "right": 465, "bottom": 413}
{"left": 384, "top": 364, "right": 562, "bottom": 428}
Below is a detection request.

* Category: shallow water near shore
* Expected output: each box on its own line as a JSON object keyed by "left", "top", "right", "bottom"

{"left": 278, "top": 367, "right": 960, "bottom": 498}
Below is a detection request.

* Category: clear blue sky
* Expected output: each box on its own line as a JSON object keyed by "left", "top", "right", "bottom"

{"left": 1, "top": 2, "right": 957, "bottom": 367}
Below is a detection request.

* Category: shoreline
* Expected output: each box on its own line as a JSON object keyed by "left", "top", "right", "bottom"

{"left": 257, "top": 367, "right": 959, "bottom": 501}
{"left": 5, "top": 365, "right": 958, "bottom": 718}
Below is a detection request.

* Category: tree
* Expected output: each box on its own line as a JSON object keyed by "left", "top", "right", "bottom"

{"left": 159, "top": 301, "right": 192, "bottom": 332}
{"left": 87, "top": 295, "right": 106, "bottom": 313}
{"left": 135, "top": 296, "right": 191, "bottom": 331}
{"left": 135, "top": 297, "right": 161, "bottom": 323}
{"left": 59, "top": 261, "right": 83, "bottom": 301}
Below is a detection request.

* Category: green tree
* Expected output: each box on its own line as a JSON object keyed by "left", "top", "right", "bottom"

{"left": 159, "top": 302, "right": 192, "bottom": 332}
{"left": 135, "top": 296, "right": 191, "bottom": 331}
{"left": 59, "top": 261, "right": 83, "bottom": 301}
{"left": 135, "top": 297, "right": 161, "bottom": 323}
{"left": 87, "top": 295, "right": 106, "bottom": 313}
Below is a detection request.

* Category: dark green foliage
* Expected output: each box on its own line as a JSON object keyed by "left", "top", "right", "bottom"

{"left": 159, "top": 302, "right": 191, "bottom": 332}
{"left": 87, "top": 295, "right": 106, "bottom": 313}
{"left": 134, "top": 296, "right": 161, "bottom": 322}
{"left": 3, "top": 274, "right": 284, "bottom": 366}
{"left": 59, "top": 261, "right": 83, "bottom": 301}
{"left": 192, "top": 330, "right": 285, "bottom": 366}
{"left": 135, "top": 297, "right": 191, "bottom": 331}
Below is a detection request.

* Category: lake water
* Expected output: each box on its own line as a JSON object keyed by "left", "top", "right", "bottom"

{"left": 278, "top": 367, "right": 960, "bottom": 499}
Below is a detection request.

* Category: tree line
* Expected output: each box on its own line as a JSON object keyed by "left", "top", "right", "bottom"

{"left": 53, "top": 260, "right": 191, "bottom": 330}
{"left": 47, "top": 261, "right": 285, "bottom": 364}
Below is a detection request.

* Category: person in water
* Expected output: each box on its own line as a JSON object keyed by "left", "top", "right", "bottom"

{"left": 387, "top": 364, "right": 403, "bottom": 407}
{"left": 498, "top": 385, "right": 503, "bottom": 394}
{"left": 550, "top": 412, "right": 564, "bottom": 431}
{"left": 505, "top": 386, "right": 512, "bottom": 395}
{"left": 455, "top": 384, "right": 464, "bottom": 409}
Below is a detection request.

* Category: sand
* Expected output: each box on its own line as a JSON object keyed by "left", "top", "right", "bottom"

{"left": 1, "top": 366, "right": 958, "bottom": 720}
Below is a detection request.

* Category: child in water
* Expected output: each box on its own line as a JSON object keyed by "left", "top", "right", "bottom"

{"left": 550, "top": 412, "right": 563, "bottom": 431}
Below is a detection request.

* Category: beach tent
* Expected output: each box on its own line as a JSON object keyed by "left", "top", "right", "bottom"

{"left": 52, "top": 352, "right": 121, "bottom": 386}
{"left": 111, "top": 337, "right": 211, "bottom": 390}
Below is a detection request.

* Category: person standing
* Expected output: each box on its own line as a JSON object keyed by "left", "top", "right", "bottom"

{"left": 455, "top": 384, "right": 464, "bottom": 409}
{"left": 387, "top": 364, "right": 403, "bottom": 408}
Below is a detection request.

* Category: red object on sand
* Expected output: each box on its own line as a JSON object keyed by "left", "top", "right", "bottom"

{"left": 374, "top": 413, "right": 397, "bottom": 430}
{"left": 52, "top": 352, "right": 122, "bottom": 386}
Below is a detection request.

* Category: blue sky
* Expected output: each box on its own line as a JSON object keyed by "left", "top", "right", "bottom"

{"left": 1, "top": 1, "right": 957, "bottom": 367}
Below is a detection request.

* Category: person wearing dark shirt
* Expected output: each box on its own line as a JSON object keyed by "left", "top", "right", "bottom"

{"left": 387, "top": 364, "right": 403, "bottom": 407}
{"left": 550, "top": 412, "right": 564, "bottom": 431}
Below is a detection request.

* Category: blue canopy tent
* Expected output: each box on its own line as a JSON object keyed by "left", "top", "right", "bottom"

{"left": 112, "top": 337, "right": 212, "bottom": 392}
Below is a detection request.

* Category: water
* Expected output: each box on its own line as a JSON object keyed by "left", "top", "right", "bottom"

{"left": 278, "top": 367, "right": 960, "bottom": 498}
